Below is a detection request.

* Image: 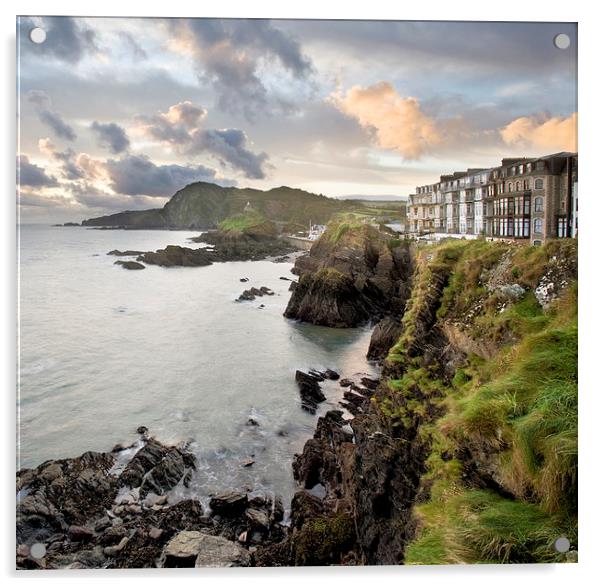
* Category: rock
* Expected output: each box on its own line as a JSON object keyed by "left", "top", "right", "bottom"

{"left": 246, "top": 417, "right": 259, "bottom": 427}
{"left": 240, "top": 277, "right": 249, "bottom": 282}
{"left": 163, "top": 531, "right": 251, "bottom": 568}
{"left": 293, "top": 410, "right": 353, "bottom": 491}
{"left": 16, "top": 451, "right": 117, "bottom": 545}
{"left": 68, "top": 525, "right": 94, "bottom": 542}
{"left": 284, "top": 225, "right": 413, "bottom": 328}
{"left": 271, "top": 495, "right": 285, "bottom": 523}
{"left": 114, "top": 260, "right": 146, "bottom": 270}
{"left": 103, "top": 536, "right": 129, "bottom": 556}
{"left": 246, "top": 508, "right": 270, "bottom": 532}
{"left": 367, "top": 316, "right": 404, "bottom": 361}
{"left": 360, "top": 377, "right": 379, "bottom": 390}
{"left": 16, "top": 543, "right": 29, "bottom": 557}
{"left": 98, "top": 525, "right": 128, "bottom": 546}
{"left": 194, "top": 534, "right": 251, "bottom": 568}
{"left": 238, "top": 531, "right": 248, "bottom": 543}
{"left": 93, "top": 516, "right": 112, "bottom": 532}
{"left": 136, "top": 425, "right": 148, "bottom": 435}
{"left": 295, "top": 370, "right": 326, "bottom": 412}
{"left": 237, "top": 286, "right": 274, "bottom": 302}
{"left": 339, "top": 378, "right": 353, "bottom": 387}
{"left": 209, "top": 491, "right": 248, "bottom": 517}
{"left": 137, "top": 245, "right": 214, "bottom": 268}
{"left": 322, "top": 369, "right": 340, "bottom": 380}
{"left": 498, "top": 283, "right": 526, "bottom": 300}
{"left": 119, "top": 438, "right": 195, "bottom": 497}
{"left": 107, "top": 249, "right": 144, "bottom": 256}
{"left": 242, "top": 458, "right": 255, "bottom": 468}
{"left": 148, "top": 527, "right": 163, "bottom": 540}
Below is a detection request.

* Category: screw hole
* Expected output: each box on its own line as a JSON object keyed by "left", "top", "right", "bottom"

{"left": 29, "top": 27, "right": 47, "bottom": 44}
{"left": 554, "top": 33, "right": 570, "bottom": 50}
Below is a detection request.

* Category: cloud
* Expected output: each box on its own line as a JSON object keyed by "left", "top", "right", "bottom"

{"left": 192, "top": 129, "right": 269, "bottom": 179}
{"left": 18, "top": 190, "right": 71, "bottom": 208}
{"left": 27, "top": 90, "right": 76, "bottom": 141}
{"left": 500, "top": 113, "right": 577, "bottom": 152}
{"left": 19, "top": 16, "right": 98, "bottom": 63}
{"left": 90, "top": 121, "right": 131, "bottom": 154}
{"left": 18, "top": 155, "right": 59, "bottom": 187}
{"left": 117, "top": 31, "right": 148, "bottom": 60}
{"left": 136, "top": 101, "right": 207, "bottom": 145}
{"left": 38, "top": 138, "right": 85, "bottom": 180}
{"left": 137, "top": 101, "right": 270, "bottom": 179}
{"left": 103, "top": 154, "right": 230, "bottom": 197}
{"left": 330, "top": 82, "right": 442, "bottom": 159}
{"left": 166, "top": 19, "right": 312, "bottom": 119}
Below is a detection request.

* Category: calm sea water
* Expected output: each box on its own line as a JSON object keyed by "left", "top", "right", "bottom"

{"left": 17, "top": 225, "right": 377, "bottom": 506}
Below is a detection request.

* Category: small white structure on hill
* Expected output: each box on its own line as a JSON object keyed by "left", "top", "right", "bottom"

{"left": 308, "top": 222, "right": 326, "bottom": 240}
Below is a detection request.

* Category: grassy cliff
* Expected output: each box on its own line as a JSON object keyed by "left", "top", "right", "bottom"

{"left": 379, "top": 239, "right": 578, "bottom": 564}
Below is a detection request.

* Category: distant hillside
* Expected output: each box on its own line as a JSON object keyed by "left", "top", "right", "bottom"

{"left": 82, "top": 182, "right": 353, "bottom": 229}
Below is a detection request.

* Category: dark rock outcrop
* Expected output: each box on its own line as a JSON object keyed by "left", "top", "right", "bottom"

{"left": 107, "top": 250, "right": 144, "bottom": 256}
{"left": 367, "top": 316, "right": 404, "bottom": 361}
{"left": 284, "top": 224, "right": 413, "bottom": 328}
{"left": 136, "top": 246, "right": 214, "bottom": 267}
{"left": 114, "top": 260, "right": 146, "bottom": 270}
{"left": 295, "top": 370, "right": 326, "bottom": 413}
{"left": 237, "top": 286, "right": 274, "bottom": 302}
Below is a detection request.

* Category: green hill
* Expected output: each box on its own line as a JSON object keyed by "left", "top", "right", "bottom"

{"left": 82, "top": 182, "right": 352, "bottom": 229}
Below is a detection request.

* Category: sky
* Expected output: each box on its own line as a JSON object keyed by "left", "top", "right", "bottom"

{"left": 17, "top": 17, "right": 577, "bottom": 223}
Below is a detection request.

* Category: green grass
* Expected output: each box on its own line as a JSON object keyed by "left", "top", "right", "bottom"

{"left": 406, "top": 486, "right": 572, "bottom": 564}
{"left": 219, "top": 210, "right": 266, "bottom": 232}
{"left": 378, "top": 238, "right": 578, "bottom": 564}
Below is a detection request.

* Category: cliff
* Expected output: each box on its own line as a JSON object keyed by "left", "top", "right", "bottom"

{"left": 284, "top": 221, "right": 414, "bottom": 333}
{"left": 82, "top": 182, "right": 351, "bottom": 229}
{"left": 275, "top": 238, "right": 578, "bottom": 565}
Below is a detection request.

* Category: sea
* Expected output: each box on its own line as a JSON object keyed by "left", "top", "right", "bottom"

{"left": 17, "top": 225, "right": 378, "bottom": 508}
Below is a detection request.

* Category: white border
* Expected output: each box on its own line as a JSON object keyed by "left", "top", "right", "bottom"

{"left": 2, "top": 1, "right": 600, "bottom": 584}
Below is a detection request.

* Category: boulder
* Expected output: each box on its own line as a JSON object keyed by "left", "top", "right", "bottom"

{"left": 162, "top": 531, "right": 251, "bottom": 568}
{"left": 209, "top": 491, "right": 248, "bottom": 517}
{"left": 295, "top": 370, "right": 326, "bottom": 413}
{"left": 246, "top": 508, "right": 270, "bottom": 532}
{"left": 118, "top": 439, "right": 195, "bottom": 496}
{"left": 114, "top": 260, "right": 146, "bottom": 270}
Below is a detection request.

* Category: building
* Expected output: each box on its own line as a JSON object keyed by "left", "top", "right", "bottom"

{"left": 407, "top": 152, "right": 578, "bottom": 244}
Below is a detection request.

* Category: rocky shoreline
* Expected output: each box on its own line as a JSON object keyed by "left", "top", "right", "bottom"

{"left": 109, "top": 231, "right": 297, "bottom": 269}
{"left": 16, "top": 364, "right": 384, "bottom": 569}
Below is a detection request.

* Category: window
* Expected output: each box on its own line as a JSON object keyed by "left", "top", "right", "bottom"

{"left": 507, "top": 182, "right": 512, "bottom": 192}
{"left": 536, "top": 161, "right": 545, "bottom": 171}
{"left": 558, "top": 217, "right": 568, "bottom": 238}
{"left": 534, "top": 196, "right": 544, "bottom": 213}
{"left": 534, "top": 218, "right": 543, "bottom": 234}
{"left": 534, "top": 178, "right": 544, "bottom": 189}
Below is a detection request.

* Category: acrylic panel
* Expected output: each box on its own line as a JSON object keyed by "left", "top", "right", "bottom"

{"left": 16, "top": 16, "right": 578, "bottom": 569}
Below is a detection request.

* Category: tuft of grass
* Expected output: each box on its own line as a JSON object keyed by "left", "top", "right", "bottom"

{"left": 406, "top": 484, "right": 574, "bottom": 565}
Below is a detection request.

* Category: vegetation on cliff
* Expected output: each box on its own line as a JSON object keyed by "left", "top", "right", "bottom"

{"left": 377, "top": 239, "right": 577, "bottom": 564}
